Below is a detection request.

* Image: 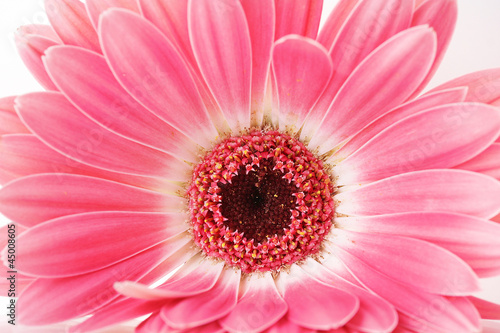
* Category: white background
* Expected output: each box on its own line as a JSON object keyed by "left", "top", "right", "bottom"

{"left": 0, "top": 0, "right": 499, "bottom": 320}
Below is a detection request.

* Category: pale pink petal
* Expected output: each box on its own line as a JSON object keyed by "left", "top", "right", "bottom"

{"left": 336, "top": 170, "right": 500, "bottom": 218}
{"left": 161, "top": 267, "right": 241, "bottom": 329}
{"left": 0, "top": 96, "right": 29, "bottom": 135}
{"left": 44, "top": 0, "right": 101, "bottom": 52}
{"left": 316, "top": 0, "right": 360, "bottom": 50}
{"left": 410, "top": 0, "right": 458, "bottom": 97}
{"left": 70, "top": 248, "right": 196, "bottom": 333}
{"left": 115, "top": 254, "right": 224, "bottom": 299}
{"left": 278, "top": 264, "right": 359, "bottom": 330}
{"left": 15, "top": 33, "right": 59, "bottom": 91}
{"left": 189, "top": 0, "right": 252, "bottom": 132}
{"left": 99, "top": 9, "right": 218, "bottom": 146}
{"left": 16, "top": 92, "right": 188, "bottom": 179}
{"left": 302, "top": 258, "right": 398, "bottom": 333}
{"left": 0, "top": 322, "right": 135, "bottom": 333}
{"left": 330, "top": 245, "right": 481, "bottom": 333}
{"left": 307, "top": 27, "right": 436, "bottom": 152}
{"left": 469, "top": 297, "right": 500, "bottom": 320}
{"left": 430, "top": 68, "right": 500, "bottom": 104}
{"left": 332, "top": 229, "right": 479, "bottom": 295}
{"left": 136, "top": 312, "right": 168, "bottom": 333}
{"left": 336, "top": 212, "right": 500, "bottom": 278}
{"left": 18, "top": 237, "right": 190, "bottom": 325}
{"left": 241, "top": 0, "right": 275, "bottom": 126}
{"left": 334, "top": 87, "right": 468, "bottom": 161}
{"left": 85, "top": 0, "right": 140, "bottom": 28}
{"left": 274, "top": 0, "right": 323, "bottom": 40}
{"left": 44, "top": 46, "right": 199, "bottom": 162}
{"left": 0, "top": 134, "right": 181, "bottom": 193}
{"left": 263, "top": 317, "right": 315, "bottom": 333}
{"left": 220, "top": 272, "right": 287, "bottom": 333}
{"left": 481, "top": 321, "right": 500, "bottom": 333}
{"left": 334, "top": 103, "right": 500, "bottom": 184}
{"left": 272, "top": 35, "right": 332, "bottom": 131}
{"left": 303, "top": 0, "right": 413, "bottom": 139}
{"left": 15, "top": 212, "right": 187, "bottom": 277}
{"left": 18, "top": 24, "right": 61, "bottom": 42}
{"left": 0, "top": 174, "right": 183, "bottom": 227}
{"left": 456, "top": 143, "right": 500, "bottom": 180}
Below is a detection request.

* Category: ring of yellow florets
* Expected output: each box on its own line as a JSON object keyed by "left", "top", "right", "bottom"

{"left": 188, "top": 130, "right": 335, "bottom": 273}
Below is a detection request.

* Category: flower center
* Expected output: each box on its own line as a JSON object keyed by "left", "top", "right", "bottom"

{"left": 188, "top": 130, "right": 335, "bottom": 273}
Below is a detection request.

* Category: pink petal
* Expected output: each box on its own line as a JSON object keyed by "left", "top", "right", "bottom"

{"left": 456, "top": 143, "right": 500, "bottom": 180}
{"left": 15, "top": 212, "right": 187, "bottom": 277}
{"left": 85, "top": 0, "right": 140, "bottom": 29}
{"left": 179, "top": 322, "right": 226, "bottom": 333}
{"left": 334, "top": 103, "right": 500, "bottom": 185}
{"left": 303, "top": 0, "right": 413, "bottom": 139}
{"left": 317, "top": 0, "right": 360, "bottom": 50}
{"left": 308, "top": 27, "right": 436, "bottom": 152}
{"left": 115, "top": 254, "right": 224, "bottom": 299}
{"left": 44, "top": 46, "right": 199, "bottom": 162}
{"left": 410, "top": 0, "right": 458, "bottom": 97}
{"left": 334, "top": 87, "right": 468, "bottom": 161}
{"left": 468, "top": 297, "right": 500, "bottom": 320}
{"left": 18, "top": 24, "right": 61, "bottom": 42}
{"left": 14, "top": 32, "right": 59, "bottom": 91}
{"left": 330, "top": 245, "right": 481, "bottom": 333}
{"left": 16, "top": 92, "right": 188, "bottom": 179}
{"left": 0, "top": 96, "right": 29, "bottom": 135}
{"left": 160, "top": 267, "right": 241, "bottom": 329}
{"left": 336, "top": 169, "right": 500, "bottom": 219}
{"left": 336, "top": 212, "right": 500, "bottom": 278}
{"left": 99, "top": 9, "right": 218, "bottom": 147}
{"left": 220, "top": 272, "right": 287, "bottom": 333}
{"left": 188, "top": 0, "right": 252, "bottom": 132}
{"left": 241, "top": 0, "right": 275, "bottom": 126}
{"left": 44, "top": 0, "right": 101, "bottom": 52}
{"left": 0, "top": 174, "right": 183, "bottom": 227}
{"left": 263, "top": 318, "right": 316, "bottom": 333}
{"left": 332, "top": 229, "right": 479, "bottom": 295}
{"left": 18, "top": 237, "right": 190, "bottom": 325}
{"left": 301, "top": 258, "right": 398, "bottom": 333}
{"left": 272, "top": 35, "right": 332, "bottom": 131}
{"left": 136, "top": 312, "right": 168, "bottom": 333}
{"left": 431, "top": 68, "right": 500, "bottom": 104}
{"left": 274, "top": 0, "right": 323, "bottom": 40}
{"left": 279, "top": 264, "right": 359, "bottom": 330}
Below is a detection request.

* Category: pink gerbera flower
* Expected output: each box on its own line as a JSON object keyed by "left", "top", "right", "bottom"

{"left": 1, "top": 0, "right": 500, "bottom": 332}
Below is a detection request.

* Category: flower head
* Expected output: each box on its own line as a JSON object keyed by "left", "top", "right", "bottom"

{"left": 1, "top": 0, "right": 500, "bottom": 332}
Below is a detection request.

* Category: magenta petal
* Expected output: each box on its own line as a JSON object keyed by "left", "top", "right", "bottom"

{"left": 44, "top": 46, "right": 199, "bottom": 162}
{"left": 334, "top": 103, "right": 500, "bottom": 184}
{"left": 304, "top": 0, "right": 413, "bottom": 139}
{"left": 189, "top": 0, "right": 252, "bottom": 132}
{"left": 99, "top": 9, "right": 218, "bottom": 147}
{"left": 0, "top": 96, "right": 29, "bottom": 135}
{"left": 85, "top": 0, "right": 140, "bottom": 29}
{"left": 274, "top": 0, "right": 323, "bottom": 40}
{"left": 241, "top": 0, "right": 275, "bottom": 125}
{"left": 0, "top": 134, "right": 181, "bottom": 193}
{"left": 279, "top": 264, "right": 359, "bottom": 330}
{"left": 337, "top": 212, "right": 500, "bottom": 278}
{"left": 115, "top": 254, "right": 224, "bottom": 299}
{"left": 0, "top": 174, "right": 183, "bottom": 227}
{"left": 15, "top": 32, "right": 59, "bottom": 91}
{"left": 308, "top": 27, "right": 436, "bottom": 151}
{"left": 16, "top": 92, "right": 188, "bottom": 179}
{"left": 302, "top": 258, "right": 398, "bottom": 333}
{"left": 272, "top": 35, "right": 332, "bottom": 131}
{"left": 332, "top": 229, "right": 480, "bottom": 295}
{"left": 15, "top": 212, "right": 187, "bottom": 277}
{"left": 336, "top": 169, "right": 500, "bottom": 218}
{"left": 220, "top": 272, "right": 287, "bottom": 333}
{"left": 330, "top": 245, "right": 481, "bottom": 333}
{"left": 18, "top": 237, "right": 190, "bottom": 325}
{"left": 161, "top": 267, "right": 241, "bottom": 329}
{"left": 44, "top": 0, "right": 101, "bottom": 52}
{"left": 335, "top": 87, "right": 468, "bottom": 161}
